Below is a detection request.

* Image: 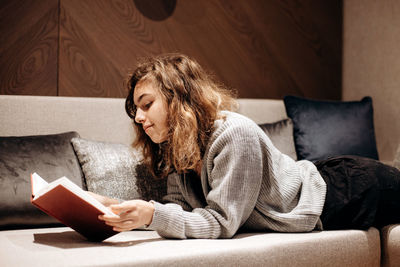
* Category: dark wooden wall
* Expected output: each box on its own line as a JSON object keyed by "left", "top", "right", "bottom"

{"left": 0, "top": 0, "right": 342, "bottom": 100}
{"left": 0, "top": 0, "right": 58, "bottom": 96}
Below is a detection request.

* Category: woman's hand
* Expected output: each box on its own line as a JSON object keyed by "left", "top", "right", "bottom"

{"left": 98, "top": 200, "right": 155, "bottom": 232}
{"left": 86, "top": 191, "right": 119, "bottom": 207}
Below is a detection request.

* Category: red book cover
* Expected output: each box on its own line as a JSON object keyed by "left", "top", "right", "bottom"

{"left": 31, "top": 173, "right": 118, "bottom": 242}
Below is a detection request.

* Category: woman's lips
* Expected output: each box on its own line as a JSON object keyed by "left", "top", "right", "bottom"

{"left": 143, "top": 125, "right": 153, "bottom": 132}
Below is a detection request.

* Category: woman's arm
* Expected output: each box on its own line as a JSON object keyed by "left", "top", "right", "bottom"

{"left": 149, "top": 122, "right": 265, "bottom": 239}
{"left": 98, "top": 173, "right": 189, "bottom": 231}
{"left": 162, "top": 172, "right": 192, "bottom": 211}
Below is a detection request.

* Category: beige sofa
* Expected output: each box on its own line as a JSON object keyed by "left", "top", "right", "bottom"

{"left": 0, "top": 95, "right": 398, "bottom": 266}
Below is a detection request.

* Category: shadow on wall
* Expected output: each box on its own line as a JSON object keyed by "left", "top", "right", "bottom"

{"left": 133, "top": 0, "right": 176, "bottom": 21}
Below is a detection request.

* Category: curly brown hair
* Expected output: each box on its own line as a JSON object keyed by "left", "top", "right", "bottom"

{"left": 125, "top": 54, "right": 237, "bottom": 178}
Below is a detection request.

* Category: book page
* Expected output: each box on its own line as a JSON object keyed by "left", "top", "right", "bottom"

{"left": 32, "top": 174, "right": 116, "bottom": 217}
{"left": 31, "top": 172, "right": 50, "bottom": 196}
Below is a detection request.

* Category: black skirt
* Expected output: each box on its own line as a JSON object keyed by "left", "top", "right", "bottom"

{"left": 315, "top": 155, "right": 400, "bottom": 230}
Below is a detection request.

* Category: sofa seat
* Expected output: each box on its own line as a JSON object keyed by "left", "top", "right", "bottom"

{"left": 0, "top": 227, "right": 380, "bottom": 266}
{"left": 381, "top": 224, "right": 400, "bottom": 267}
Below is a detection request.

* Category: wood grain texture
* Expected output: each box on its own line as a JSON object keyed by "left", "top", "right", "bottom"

{"left": 2, "top": 0, "right": 342, "bottom": 100}
{"left": 242, "top": 0, "right": 343, "bottom": 99}
{"left": 0, "top": 0, "right": 58, "bottom": 96}
{"left": 59, "top": 0, "right": 127, "bottom": 97}
{"left": 58, "top": 0, "right": 342, "bottom": 99}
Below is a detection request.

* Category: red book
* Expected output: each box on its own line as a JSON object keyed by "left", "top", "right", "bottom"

{"left": 30, "top": 172, "right": 119, "bottom": 241}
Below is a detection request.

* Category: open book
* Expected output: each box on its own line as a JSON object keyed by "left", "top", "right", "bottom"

{"left": 31, "top": 172, "right": 119, "bottom": 241}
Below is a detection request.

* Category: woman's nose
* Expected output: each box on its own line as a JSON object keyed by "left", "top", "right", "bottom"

{"left": 135, "top": 109, "right": 145, "bottom": 124}
{"left": 135, "top": 110, "right": 145, "bottom": 123}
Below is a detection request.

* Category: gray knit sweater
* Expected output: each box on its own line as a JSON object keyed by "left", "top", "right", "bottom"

{"left": 148, "top": 111, "right": 327, "bottom": 239}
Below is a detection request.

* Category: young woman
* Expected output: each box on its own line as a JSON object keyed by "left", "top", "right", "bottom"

{"left": 95, "top": 53, "right": 400, "bottom": 239}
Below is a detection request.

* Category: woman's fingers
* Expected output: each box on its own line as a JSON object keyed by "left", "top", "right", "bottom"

{"left": 109, "top": 201, "right": 140, "bottom": 215}
{"left": 104, "top": 219, "right": 138, "bottom": 231}
{"left": 86, "top": 191, "right": 119, "bottom": 207}
{"left": 110, "top": 220, "right": 139, "bottom": 232}
{"left": 98, "top": 200, "right": 154, "bottom": 231}
{"left": 100, "top": 214, "right": 125, "bottom": 222}
{"left": 99, "top": 202, "right": 141, "bottom": 231}
{"left": 100, "top": 216, "right": 140, "bottom": 231}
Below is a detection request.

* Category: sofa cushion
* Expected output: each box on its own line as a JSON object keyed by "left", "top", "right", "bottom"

{"left": 0, "top": 131, "right": 84, "bottom": 229}
{"left": 71, "top": 138, "right": 166, "bottom": 202}
{"left": 0, "top": 227, "right": 381, "bottom": 266}
{"left": 284, "top": 95, "right": 379, "bottom": 161}
{"left": 258, "top": 118, "right": 297, "bottom": 160}
{"left": 393, "top": 144, "right": 400, "bottom": 170}
{"left": 381, "top": 224, "right": 400, "bottom": 267}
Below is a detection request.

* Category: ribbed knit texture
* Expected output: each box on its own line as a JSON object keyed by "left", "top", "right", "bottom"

{"left": 148, "top": 111, "right": 327, "bottom": 239}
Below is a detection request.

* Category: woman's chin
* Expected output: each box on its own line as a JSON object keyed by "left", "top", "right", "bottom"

{"left": 149, "top": 135, "right": 166, "bottom": 144}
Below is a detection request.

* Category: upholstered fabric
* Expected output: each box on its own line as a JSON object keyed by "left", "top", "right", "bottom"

{"left": 0, "top": 95, "right": 135, "bottom": 145}
{"left": 381, "top": 224, "right": 400, "bottom": 267}
{"left": 71, "top": 138, "right": 166, "bottom": 202}
{"left": 0, "top": 132, "right": 84, "bottom": 229}
{"left": 284, "top": 95, "right": 379, "bottom": 161}
{"left": 393, "top": 144, "right": 400, "bottom": 170}
{"left": 0, "top": 96, "right": 288, "bottom": 144}
{"left": 236, "top": 98, "right": 288, "bottom": 124}
{"left": 0, "top": 227, "right": 380, "bottom": 266}
{"left": 258, "top": 118, "right": 297, "bottom": 160}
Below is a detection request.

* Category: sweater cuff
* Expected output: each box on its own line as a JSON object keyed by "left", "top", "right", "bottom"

{"left": 146, "top": 201, "right": 186, "bottom": 239}
{"left": 146, "top": 201, "right": 166, "bottom": 230}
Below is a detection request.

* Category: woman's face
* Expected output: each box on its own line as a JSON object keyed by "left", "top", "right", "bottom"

{"left": 133, "top": 80, "right": 169, "bottom": 143}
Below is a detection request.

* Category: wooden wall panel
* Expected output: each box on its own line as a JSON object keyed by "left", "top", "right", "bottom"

{"left": 59, "top": 0, "right": 342, "bottom": 100}
{"left": 58, "top": 1, "right": 126, "bottom": 97}
{"left": 238, "top": 0, "right": 343, "bottom": 99}
{"left": 0, "top": 0, "right": 58, "bottom": 96}
{"left": 0, "top": 0, "right": 342, "bottom": 100}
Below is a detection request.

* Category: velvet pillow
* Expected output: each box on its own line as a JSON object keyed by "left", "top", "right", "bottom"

{"left": 284, "top": 95, "right": 379, "bottom": 161}
{"left": 0, "top": 131, "right": 84, "bottom": 230}
{"left": 71, "top": 138, "right": 166, "bottom": 203}
{"left": 258, "top": 118, "right": 297, "bottom": 160}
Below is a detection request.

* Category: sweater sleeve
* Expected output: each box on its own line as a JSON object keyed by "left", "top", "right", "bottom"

{"left": 160, "top": 173, "right": 191, "bottom": 211}
{"left": 148, "top": 121, "right": 264, "bottom": 239}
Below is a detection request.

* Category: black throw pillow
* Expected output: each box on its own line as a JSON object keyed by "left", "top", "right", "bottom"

{"left": 0, "top": 132, "right": 85, "bottom": 230}
{"left": 283, "top": 95, "right": 379, "bottom": 161}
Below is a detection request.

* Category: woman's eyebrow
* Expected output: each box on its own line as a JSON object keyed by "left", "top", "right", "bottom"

{"left": 135, "top": 93, "right": 150, "bottom": 105}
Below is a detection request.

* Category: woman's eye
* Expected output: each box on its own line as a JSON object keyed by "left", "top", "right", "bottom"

{"left": 143, "top": 102, "right": 152, "bottom": 109}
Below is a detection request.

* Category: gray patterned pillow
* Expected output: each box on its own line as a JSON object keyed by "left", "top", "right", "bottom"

{"left": 258, "top": 118, "right": 297, "bottom": 160}
{"left": 71, "top": 138, "right": 166, "bottom": 202}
